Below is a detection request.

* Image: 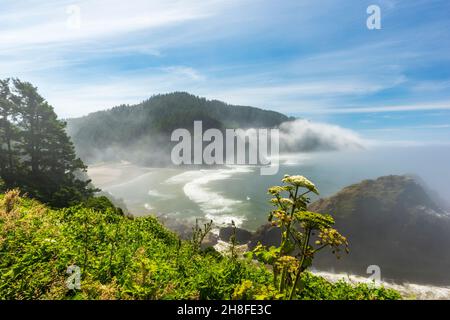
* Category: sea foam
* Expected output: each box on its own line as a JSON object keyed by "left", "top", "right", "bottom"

{"left": 165, "top": 167, "right": 252, "bottom": 228}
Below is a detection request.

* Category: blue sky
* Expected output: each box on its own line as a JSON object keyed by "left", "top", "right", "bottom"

{"left": 1, "top": 0, "right": 450, "bottom": 145}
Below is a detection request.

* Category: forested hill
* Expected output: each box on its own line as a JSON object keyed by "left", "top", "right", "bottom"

{"left": 66, "top": 92, "right": 292, "bottom": 164}
{"left": 249, "top": 175, "right": 450, "bottom": 285}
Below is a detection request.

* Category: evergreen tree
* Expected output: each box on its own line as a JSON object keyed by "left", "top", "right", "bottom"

{"left": 0, "top": 79, "right": 18, "bottom": 184}
{"left": 0, "top": 78, "right": 96, "bottom": 207}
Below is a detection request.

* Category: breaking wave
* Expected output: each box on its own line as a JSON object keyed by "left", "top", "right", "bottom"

{"left": 165, "top": 167, "right": 252, "bottom": 227}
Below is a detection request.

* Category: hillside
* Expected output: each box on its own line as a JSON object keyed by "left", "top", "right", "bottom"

{"left": 250, "top": 175, "right": 450, "bottom": 285}
{"left": 0, "top": 190, "right": 399, "bottom": 300}
{"left": 66, "top": 92, "right": 292, "bottom": 165}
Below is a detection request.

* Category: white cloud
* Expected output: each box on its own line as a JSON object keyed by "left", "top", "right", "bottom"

{"left": 310, "top": 101, "right": 450, "bottom": 114}
{"left": 278, "top": 119, "right": 365, "bottom": 152}
{"left": 202, "top": 77, "right": 400, "bottom": 108}
{"left": 363, "top": 124, "right": 450, "bottom": 132}
{"left": 365, "top": 139, "right": 450, "bottom": 148}
{"left": 162, "top": 66, "right": 205, "bottom": 81}
{"left": 0, "top": 0, "right": 229, "bottom": 50}
{"left": 0, "top": 0, "right": 240, "bottom": 78}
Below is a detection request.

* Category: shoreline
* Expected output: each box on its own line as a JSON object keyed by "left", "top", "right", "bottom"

{"left": 87, "top": 161, "right": 153, "bottom": 189}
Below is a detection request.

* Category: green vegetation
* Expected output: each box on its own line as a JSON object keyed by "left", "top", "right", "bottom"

{"left": 249, "top": 175, "right": 350, "bottom": 299}
{"left": 0, "top": 78, "right": 95, "bottom": 208}
{"left": 66, "top": 92, "right": 292, "bottom": 164}
{"left": 0, "top": 187, "right": 400, "bottom": 300}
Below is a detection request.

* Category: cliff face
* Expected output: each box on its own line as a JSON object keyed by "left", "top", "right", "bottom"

{"left": 250, "top": 175, "right": 450, "bottom": 285}
{"left": 309, "top": 175, "right": 445, "bottom": 219}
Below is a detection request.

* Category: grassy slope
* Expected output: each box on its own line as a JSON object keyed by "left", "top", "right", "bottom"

{"left": 0, "top": 191, "right": 400, "bottom": 300}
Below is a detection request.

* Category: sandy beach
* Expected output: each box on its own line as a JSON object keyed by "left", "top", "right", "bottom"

{"left": 87, "top": 161, "right": 153, "bottom": 189}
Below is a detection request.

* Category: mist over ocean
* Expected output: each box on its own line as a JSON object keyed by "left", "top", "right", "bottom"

{"left": 90, "top": 145, "right": 450, "bottom": 231}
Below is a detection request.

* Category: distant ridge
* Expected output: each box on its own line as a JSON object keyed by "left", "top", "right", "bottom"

{"left": 67, "top": 92, "right": 292, "bottom": 164}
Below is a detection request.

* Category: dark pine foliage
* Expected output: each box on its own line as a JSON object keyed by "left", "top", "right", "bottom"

{"left": 0, "top": 78, "right": 96, "bottom": 207}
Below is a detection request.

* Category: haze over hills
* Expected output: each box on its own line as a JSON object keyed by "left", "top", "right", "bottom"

{"left": 249, "top": 175, "right": 450, "bottom": 285}
{"left": 66, "top": 92, "right": 364, "bottom": 165}
{"left": 66, "top": 92, "right": 291, "bottom": 164}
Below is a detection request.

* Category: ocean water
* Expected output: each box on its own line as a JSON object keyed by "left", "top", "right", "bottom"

{"left": 98, "top": 145, "right": 450, "bottom": 231}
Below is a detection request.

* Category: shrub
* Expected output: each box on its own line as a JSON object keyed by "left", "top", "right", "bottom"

{"left": 249, "top": 175, "right": 349, "bottom": 299}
